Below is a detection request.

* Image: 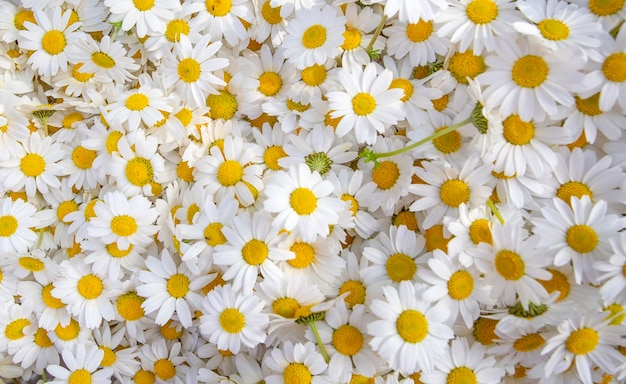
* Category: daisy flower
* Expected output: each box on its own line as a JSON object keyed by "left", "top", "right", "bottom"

{"left": 421, "top": 336, "right": 505, "bottom": 384}
{"left": 199, "top": 284, "right": 269, "bottom": 354}
{"left": 280, "top": 5, "right": 346, "bottom": 69}
{"left": 105, "top": 0, "right": 180, "bottom": 37}
{"left": 385, "top": 0, "right": 448, "bottom": 23}
{"left": 595, "top": 233, "right": 626, "bottom": 302}
{"left": 139, "top": 339, "right": 188, "bottom": 384}
{"left": 250, "top": 122, "right": 290, "bottom": 173}
{"left": 477, "top": 38, "right": 586, "bottom": 122}
{"left": 384, "top": 17, "right": 450, "bottom": 67}
{"left": 263, "top": 341, "right": 330, "bottom": 384}
{"left": 87, "top": 191, "right": 159, "bottom": 252}
{"left": 249, "top": 0, "right": 289, "bottom": 46}
{"left": 92, "top": 325, "right": 139, "bottom": 382}
{"left": 0, "top": 197, "right": 51, "bottom": 253}
{"left": 263, "top": 163, "right": 345, "bottom": 242}
{"left": 9, "top": 317, "right": 59, "bottom": 373}
{"left": 81, "top": 237, "right": 147, "bottom": 281}
{"left": 534, "top": 196, "right": 625, "bottom": 284}
{"left": 1, "top": 134, "right": 65, "bottom": 197}
{"left": 409, "top": 154, "right": 493, "bottom": 229}
{"left": 367, "top": 281, "right": 454, "bottom": 373}
{"left": 46, "top": 344, "right": 113, "bottom": 384}
{"left": 542, "top": 312, "right": 624, "bottom": 384}
{"left": 17, "top": 8, "right": 83, "bottom": 77}
{"left": 67, "top": 35, "right": 139, "bottom": 84}
{"left": 569, "top": 0, "right": 626, "bottom": 31}
{"left": 184, "top": 0, "right": 254, "bottom": 47}
{"left": 0, "top": 301, "right": 36, "bottom": 356}
{"left": 468, "top": 221, "right": 552, "bottom": 308}
{"left": 339, "top": 3, "right": 386, "bottom": 67}
{"left": 17, "top": 280, "right": 71, "bottom": 331}
{"left": 136, "top": 248, "right": 212, "bottom": 328}
{"left": 490, "top": 324, "right": 550, "bottom": 373}
{"left": 213, "top": 211, "right": 293, "bottom": 294}
{"left": 0, "top": 249, "right": 59, "bottom": 286}
{"left": 161, "top": 34, "right": 228, "bottom": 108}
{"left": 327, "top": 62, "right": 405, "bottom": 144}
{"left": 557, "top": 91, "right": 626, "bottom": 143}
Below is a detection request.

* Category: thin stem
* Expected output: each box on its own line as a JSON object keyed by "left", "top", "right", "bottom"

{"left": 309, "top": 320, "right": 330, "bottom": 363}
{"left": 36, "top": 228, "right": 45, "bottom": 249}
{"left": 365, "top": 14, "right": 388, "bottom": 53}
{"left": 487, "top": 199, "right": 505, "bottom": 225}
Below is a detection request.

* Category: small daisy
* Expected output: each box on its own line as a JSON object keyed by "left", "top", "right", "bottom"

{"left": 384, "top": 17, "right": 450, "bottom": 67}
{"left": 92, "top": 325, "right": 139, "bottom": 382}
{"left": 339, "top": 3, "right": 386, "bottom": 67}
{"left": 280, "top": 5, "right": 346, "bottom": 69}
{"left": 17, "top": 280, "right": 71, "bottom": 331}
{"left": 367, "top": 281, "right": 454, "bottom": 373}
{"left": 0, "top": 301, "right": 36, "bottom": 356}
{"left": 136, "top": 248, "right": 212, "bottom": 328}
{"left": 263, "top": 341, "right": 330, "bottom": 384}
{"left": 327, "top": 62, "right": 405, "bottom": 144}
{"left": 557, "top": 92, "right": 626, "bottom": 143}
{"left": 330, "top": 249, "right": 370, "bottom": 308}
{"left": 534, "top": 196, "right": 625, "bottom": 284}
{"left": 105, "top": 0, "right": 180, "bottom": 38}
{"left": 9, "top": 318, "right": 59, "bottom": 373}
{"left": 199, "top": 284, "right": 269, "bottom": 354}
{"left": 409, "top": 154, "right": 493, "bottom": 229}
{"left": 184, "top": 0, "right": 254, "bottom": 46}
{"left": 250, "top": 0, "right": 289, "bottom": 46}
{"left": 263, "top": 163, "right": 345, "bottom": 242}
{"left": 595, "top": 233, "right": 626, "bottom": 302}
{"left": 250, "top": 122, "right": 290, "bottom": 173}
{"left": 18, "top": 8, "right": 83, "bottom": 76}
{"left": 0, "top": 197, "right": 50, "bottom": 253}
{"left": 139, "top": 339, "right": 188, "bottom": 384}
{"left": 385, "top": 0, "right": 448, "bottom": 23}
{"left": 46, "top": 344, "right": 113, "bottom": 384}
{"left": 67, "top": 35, "right": 140, "bottom": 84}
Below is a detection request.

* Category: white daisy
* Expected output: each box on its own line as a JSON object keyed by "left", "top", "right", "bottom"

{"left": 184, "top": 0, "right": 255, "bottom": 47}
{"left": 199, "top": 284, "right": 269, "bottom": 354}
{"left": 384, "top": 17, "right": 450, "bottom": 67}
{"left": 105, "top": 0, "right": 180, "bottom": 38}
{"left": 595, "top": 233, "right": 626, "bottom": 302}
{"left": 0, "top": 197, "right": 51, "bottom": 253}
{"left": 249, "top": 0, "right": 289, "bottom": 46}
{"left": 46, "top": 344, "right": 113, "bottom": 384}
{"left": 367, "top": 281, "right": 454, "bottom": 373}
{"left": 17, "top": 280, "right": 71, "bottom": 332}
{"left": 139, "top": 339, "right": 188, "bottom": 384}
{"left": 385, "top": 0, "right": 448, "bottom": 23}
{"left": 0, "top": 301, "right": 36, "bottom": 356}
{"left": 263, "top": 341, "right": 330, "bottom": 384}
{"left": 263, "top": 163, "right": 345, "bottom": 242}
{"left": 67, "top": 35, "right": 140, "bottom": 84}
{"left": 92, "top": 325, "right": 139, "bottom": 382}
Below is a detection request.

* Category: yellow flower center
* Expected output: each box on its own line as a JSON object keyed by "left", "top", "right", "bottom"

{"left": 386, "top": 253, "right": 417, "bottom": 282}
{"left": 134, "top": 370, "right": 155, "bottom": 384}
{"left": 439, "top": 179, "right": 470, "bottom": 208}
{"left": 396, "top": 310, "right": 428, "bottom": 343}
{"left": 333, "top": 324, "right": 363, "bottom": 355}
{"left": 469, "top": 219, "right": 493, "bottom": 245}
{"left": 54, "top": 318, "right": 80, "bottom": 340}
{"left": 588, "top": 0, "right": 624, "bottom": 16}
{"left": 5, "top": 318, "right": 30, "bottom": 340}
{"left": 18, "top": 256, "right": 44, "bottom": 272}
{"left": 92, "top": 52, "right": 115, "bottom": 68}
{"left": 352, "top": 92, "right": 376, "bottom": 116}
{"left": 341, "top": 26, "right": 362, "bottom": 50}
{"left": 166, "top": 273, "right": 190, "bottom": 298}
{"left": 447, "top": 367, "right": 477, "bottom": 384}
{"left": 494, "top": 250, "right": 525, "bottom": 280}
{"left": 42, "top": 30, "right": 66, "bottom": 55}
{"left": 117, "top": 291, "right": 145, "bottom": 321}
{"left": 389, "top": 78, "right": 414, "bottom": 102}
{"left": 288, "top": 242, "right": 316, "bottom": 269}
{"left": 72, "top": 146, "right": 97, "bottom": 169}
{"left": 537, "top": 269, "right": 570, "bottom": 302}
{"left": 466, "top": 0, "right": 498, "bottom": 24}
{"left": 62, "top": 112, "right": 83, "bottom": 129}
{"left": 34, "top": 327, "right": 53, "bottom": 347}
{"left": 513, "top": 333, "right": 545, "bottom": 352}
{"left": 43, "top": 284, "right": 65, "bottom": 308}
{"left": 178, "top": 58, "right": 201, "bottom": 83}
{"left": 261, "top": 0, "right": 283, "bottom": 24}
{"left": 176, "top": 160, "right": 194, "bottom": 182}
{"left": 350, "top": 374, "right": 375, "bottom": 384}
{"left": 339, "top": 280, "right": 366, "bottom": 308}
{"left": 258, "top": 72, "right": 282, "bottom": 96}
{"left": 286, "top": 98, "right": 310, "bottom": 112}
{"left": 207, "top": 91, "right": 238, "bottom": 120}
{"left": 449, "top": 50, "right": 486, "bottom": 84}
{"left": 301, "top": 24, "right": 327, "bottom": 49}
{"left": 175, "top": 108, "right": 193, "bottom": 127}
{"left": 132, "top": 0, "right": 155, "bottom": 11}
{"left": 566, "top": 328, "right": 599, "bottom": 355}
{"left": 448, "top": 270, "right": 474, "bottom": 300}
{"left": 433, "top": 126, "right": 462, "bottom": 154}
{"left": 284, "top": 363, "right": 312, "bottom": 384}
{"left": 301, "top": 64, "right": 327, "bottom": 86}
{"left": 20, "top": 153, "right": 46, "bottom": 177}
{"left": 503, "top": 114, "right": 535, "bottom": 145}
{"left": 126, "top": 157, "right": 154, "bottom": 187}
{"left": 217, "top": 159, "right": 243, "bottom": 186}
{"left": 372, "top": 161, "right": 400, "bottom": 190}
{"left": 473, "top": 317, "right": 498, "bottom": 345}
{"left": 219, "top": 308, "right": 245, "bottom": 333}
{"left": 99, "top": 346, "right": 117, "bottom": 366}
{"left": 125, "top": 93, "right": 149, "bottom": 111}
{"left": 272, "top": 297, "right": 301, "bottom": 318}
{"left": 204, "top": 222, "right": 226, "bottom": 247}
{"left": 538, "top": 19, "right": 570, "bottom": 41}
{"left": 110, "top": 215, "right": 138, "bottom": 237}
{"left": 575, "top": 93, "right": 602, "bottom": 116}
{"left": 106, "top": 242, "right": 133, "bottom": 258}
{"left": 432, "top": 94, "right": 449, "bottom": 111}
{"left": 72, "top": 63, "right": 95, "bottom": 82}
{"left": 604, "top": 303, "right": 625, "bottom": 325}
{"left": 566, "top": 224, "right": 598, "bottom": 254}
{"left": 165, "top": 19, "right": 189, "bottom": 42}
{"left": 602, "top": 53, "right": 626, "bottom": 83}
{"left": 0, "top": 216, "right": 18, "bottom": 237}
{"left": 405, "top": 19, "right": 433, "bottom": 42}
{"left": 242, "top": 239, "right": 269, "bottom": 265}
{"left": 14, "top": 10, "right": 36, "bottom": 30}
{"left": 68, "top": 369, "right": 92, "bottom": 384}
{"left": 264, "top": 146, "right": 287, "bottom": 170}
{"left": 77, "top": 274, "right": 103, "bottom": 299}
{"left": 57, "top": 200, "right": 79, "bottom": 224}
{"left": 556, "top": 181, "right": 593, "bottom": 206}
{"left": 187, "top": 203, "right": 200, "bottom": 224}
{"left": 290, "top": 187, "right": 317, "bottom": 215}
{"left": 341, "top": 194, "right": 359, "bottom": 216}
{"left": 393, "top": 210, "right": 419, "bottom": 232}
{"left": 154, "top": 359, "right": 176, "bottom": 381}
{"left": 512, "top": 55, "right": 549, "bottom": 88}
{"left": 424, "top": 224, "right": 452, "bottom": 253}
{"left": 160, "top": 320, "right": 183, "bottom": 339}
{"left": 206, "top": 0, "right": 232, "bottom": 17}
{"left": 105, "top": 131, "right": 123, "bottom": 154}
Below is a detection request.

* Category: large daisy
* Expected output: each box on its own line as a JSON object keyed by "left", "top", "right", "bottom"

{"left": 0, "top": 197, "right": 49, "bottom": 253}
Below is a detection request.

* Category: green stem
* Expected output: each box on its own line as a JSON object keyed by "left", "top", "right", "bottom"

{"left": 309, "top": 320, "right": 330, "bottom": 363}
{"left": 42, "top": 370, "right": 48, "bottom": 383}
{"left": 365, "top": 15, "right": 388, "bottom": 54}
{"left": 487, "top": 199, "right": 505, "bottom": 225}
{"left": 36, "top": 228, "right": 45, "bottom": 249}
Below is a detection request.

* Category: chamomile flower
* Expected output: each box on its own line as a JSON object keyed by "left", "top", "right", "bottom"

{"left": 9, "top": 317, "right": 59, "bottom": 373}
{"left": 92, "top": 325, "right": 139, "bottom": 382}
{"left": 46, "top": 344, "right": 113, "bottom": 384}
{"left": 0, "top": 197, "right": 50, "bottom": 253}
{"left": 0, "top": 301, "right": 36, "bottom": 355}
{"left": 384, "top": 17, "right": 450, "bottom": 67}
{"left": 18, "top": 8, "right": 83, "bottom": 77}
{"left": 280, "top": 5, "right": 346, "bottom": 69}
{"left": 263, "top": 163, "right": 345, "bottom": 242}
{"left": 67, "top": 35, "right": 139, "bottom": 84}
{"left": 105, "top": 0, "right": 180, "bottom": 38}
{"left": 250, "top": 0, "right": 289, "bottom": 46}
{"left": 199, "top": 284, "right": 269, "bottom": 354}
{"left": 367, "top": 281, "right": 454, "bottom": 373}
{"left": 264, "top": 341, "right": 330, "bottom": 384}
{"left": 280, "top": 234, "right": 345, "bottom": 289}
{"left": 339, "top": 3, "right": 386, "bottom": 67}
{"left": 534, "top": 196, "right": 625, "bottom": 284}
{"left": 17, "top": 280, "right": 72, "bottom": 331}
{"left": 139, "top": 339, "right": 188, "bottom": 384}
{"left": 327, "top": 62, "right": 405, "bottom": 144}
{"left": 184, "top": 0, "right": 254, "bottom": 47}
{"left": 557, "top": 91, "right": 626, "bottom": 143}
{"left": 595, "top": 233, "right": 626, "bottom": 302}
